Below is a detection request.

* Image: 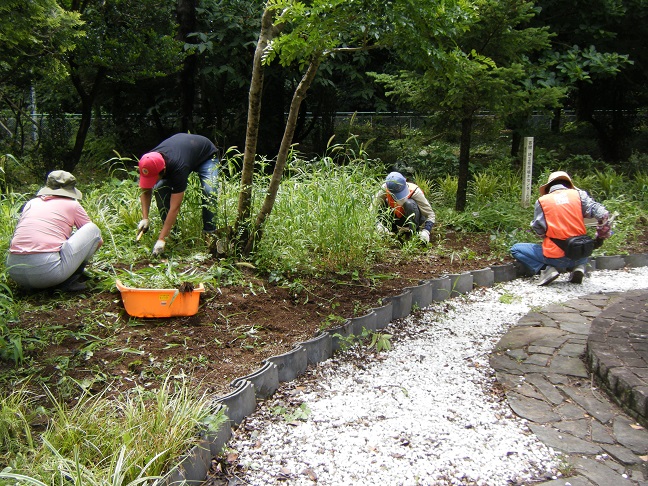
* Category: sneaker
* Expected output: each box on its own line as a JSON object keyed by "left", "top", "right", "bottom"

{"left": 569, "top": 264, "right": 586, "bottom": 284}
{"left": 538, "top": 266, "right": 560, "bottom": 286}
{"left": 62, "top": 280, "right": 87, "bottom": 292}
{"left": 56, "top": 274, "right": 87, "bottom": 292}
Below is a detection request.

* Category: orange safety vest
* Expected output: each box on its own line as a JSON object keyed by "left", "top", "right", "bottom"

{"left": 386, "top": 186, "right": 417, "bottom": 218}
{"left": 538, "top": 189, "right": 586, "bottom": 258}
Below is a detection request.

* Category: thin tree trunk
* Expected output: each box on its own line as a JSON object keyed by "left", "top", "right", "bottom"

{"left": 550, "top": 107, "right": 561, "bottom": 133}
{"left": 67, "top": 66, "right": 106, "bottom": 172}
{"left": 177, "top": 0, "right": 197, "bottom": 132}
{"left": 242, "top": 57, "right": 322, "bottom": 256}
{"left": 235, "top": 7, "right": 275, "bottom": 246}
{"left": 455, "top": 113, "right": 473, "bottom": 213}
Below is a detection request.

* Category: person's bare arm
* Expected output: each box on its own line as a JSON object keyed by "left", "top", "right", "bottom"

{"left": 140, "top": 189, "right": 152, "bottom": 220}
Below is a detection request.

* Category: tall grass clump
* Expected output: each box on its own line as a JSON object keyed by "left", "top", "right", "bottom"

{"left": 255, "top": 157, "right": 385, "bottom": 276}
{"left": 432, "top": 174, "right": 458, "bottom": 206}
{"left": 0, "top": 387, "right": 36, "bottom": 461}
{"left": 2, "top": 378, "right": 224, "bottom": 485}
{"left": 631, "top": 172, "right": 648, "bottom": 202}
{"left": 575, "top": 168, "right": 626, "bottom": 201}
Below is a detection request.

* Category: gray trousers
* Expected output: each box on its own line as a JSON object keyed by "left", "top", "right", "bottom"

{"left": 6, "top": 223, "right": 102, "bottom": 290}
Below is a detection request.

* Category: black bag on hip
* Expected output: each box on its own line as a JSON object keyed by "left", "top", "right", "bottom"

{"left": 550, "top": 235, "right": 595, "bottom": 260}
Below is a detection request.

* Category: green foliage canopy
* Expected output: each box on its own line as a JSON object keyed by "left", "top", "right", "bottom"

{"left": 0, "top": 0, "right": 82, "bottom": 87}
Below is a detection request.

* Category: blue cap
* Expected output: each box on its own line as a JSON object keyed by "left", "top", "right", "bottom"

{"left": 385, "top": 172, "right": 409, "bottom": 200}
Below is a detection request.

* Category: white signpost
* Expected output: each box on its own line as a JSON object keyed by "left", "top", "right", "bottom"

{"left": 522, "top": 137, "right": 534, "bottom": 207}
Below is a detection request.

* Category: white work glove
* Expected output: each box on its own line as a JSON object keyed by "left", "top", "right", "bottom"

{"left": 419, "top": 229, "right": 430, "bottom": 244}
{"left": 137, "top": 218, "right": 150, "bottom": 234}
{"left": 152, "top": 239, "right": 166, "bottom": 256}
{"left": 376, "top": 222, "right": 390, "bottom": 235}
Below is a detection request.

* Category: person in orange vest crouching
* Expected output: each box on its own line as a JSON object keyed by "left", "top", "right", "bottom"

{"left": 510, "top": 171, "right": 612, "bottom": 286}
{"left": 372, "top": 171, "right": 436, "bottom": 244}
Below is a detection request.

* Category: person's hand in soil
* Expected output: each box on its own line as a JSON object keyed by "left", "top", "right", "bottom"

{"left": 152, "top": 239, "right": 165, "bottom": 256}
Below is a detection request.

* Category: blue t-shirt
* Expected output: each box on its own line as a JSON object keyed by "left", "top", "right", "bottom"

{"left": 152, "top": 133, "right": 218, "bottom": 193}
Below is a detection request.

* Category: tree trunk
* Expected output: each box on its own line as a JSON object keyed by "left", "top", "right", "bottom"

{"left": 510, "top": 130, "right": 521, "bottom": 160}
{"left": 235, "top": 7, "right": 275, "bottom": 247}
{"left": 242, "top": 57, "right": 322, "bottom": 256}
{"left": 455, "top": 113, "right": 473, "bottom": 213}
{"left": 177, "top": 0, "right": 197, "bottom": 132}
{"left": 67, "top": 66, "right": 106, "bottom": 172}
{"left": 550, "top": 107, "right": 561, "bottom": 134}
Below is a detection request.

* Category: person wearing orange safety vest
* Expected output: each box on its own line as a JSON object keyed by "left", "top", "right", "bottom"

{"left": 372, "top": 172, "right": 436, "bottom": 244}
{"left": 510, "top": 171, "right": 611, "bottom": 286}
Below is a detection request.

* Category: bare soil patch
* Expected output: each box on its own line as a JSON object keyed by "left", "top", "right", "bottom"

{"left": 4, "top": 230, "right": 646, "bottom": 402}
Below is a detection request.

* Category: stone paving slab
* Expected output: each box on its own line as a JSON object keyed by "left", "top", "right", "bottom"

{"left": 587, "top": 290, "right": 648, "bottom": 425}
{"left": 490, "top": 291, "right": 648, "bottom": 485}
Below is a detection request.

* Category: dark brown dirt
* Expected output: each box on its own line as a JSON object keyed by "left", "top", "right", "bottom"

{"left": 3, "top": 230, "right": 646, "bottom": 403}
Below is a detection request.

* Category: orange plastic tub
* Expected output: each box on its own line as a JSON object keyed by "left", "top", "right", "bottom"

{"left": 116, "top": 280, "right": 205, "bottom": 318}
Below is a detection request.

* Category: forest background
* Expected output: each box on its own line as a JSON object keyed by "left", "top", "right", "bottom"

{"left": 1, "top": 0, "right": 648, "bottom": 483}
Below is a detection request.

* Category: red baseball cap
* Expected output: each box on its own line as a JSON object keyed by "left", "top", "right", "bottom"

{"left": 138, "top": 152, "right": 165, "bottom": 189}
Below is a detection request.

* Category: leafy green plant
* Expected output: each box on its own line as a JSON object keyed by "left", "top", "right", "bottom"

{"left": 1, "top": 440, "right": 169, "bottom": 486}
{"left": 576, "top": 168, "right": 626, "bottom": 201}
{"left": 468, "top": 172, "right": 501, "bottom": 203}
{"left": 332, "top": 332, "right": 357, "bottom": 351}
{"left": 0, "top": 322, "right": 23, "bottom": 364}
{"left": 631, "top": 171, "right": 648, "bottom": 202}
{"left": 368, "top": 331, "right": 393, "bottom": 352}
{"left": 321, "top": 314, "right": 347, "bottom": 331}
{"left": 333, "top": 327, "right": 393, "bottom": 353}
{"left": 433, "top": 174, "right": 458, "bottom": 206}
{"left": 271, "top": 403, "right": 312, "bottom": 423}
{"left": 498, "top": 291, "right": 521, "bottom": 304}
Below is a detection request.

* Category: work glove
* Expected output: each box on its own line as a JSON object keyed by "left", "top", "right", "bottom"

{"left": 152, "top": 239, "right": 166, "bottom": 256}
{"left": 596, "top": 224, "right": 612, "bottom": 240}
{"left": 376, "top": 222, "right": 390, "bottom": 235}
{"left": 596, "top": 212, "right": 612, "bottom": 239}
{"left": 137, "top": 219, "right": 150, "bottom": 236}
{"left": 419, "top": 229, "right": 430, "bottom": 244}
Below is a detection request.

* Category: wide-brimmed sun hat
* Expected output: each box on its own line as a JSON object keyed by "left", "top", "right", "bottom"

{"left": 539, "top": 171, "right": 574, "bottom": 195}
{"left": 138, "top": 152, "right": 165, "bottom": 189}
{"left": 385, "top": 172, "right": 409, "bottom": 200}
{"left": 37, "top": 170, "right": 83, "bottom": 200}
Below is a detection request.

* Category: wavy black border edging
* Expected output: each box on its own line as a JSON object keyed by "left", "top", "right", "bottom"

{"left": 350, "top": 309, "right": 377, "bottom": 335}
{"left": 231, "top": 361, "right": 279, "bottom": 400}
{"left": 165, "top": 253, "right": 648, "bottom": 484}
{"left": 429, "top": 276, "right": 451, "bottom": 302}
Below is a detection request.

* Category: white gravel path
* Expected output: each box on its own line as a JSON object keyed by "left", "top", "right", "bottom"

{"left": 227, "top": 267, "right": 648, "bottom": 485}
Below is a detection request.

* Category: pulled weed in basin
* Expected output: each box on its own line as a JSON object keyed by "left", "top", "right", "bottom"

{"left": 112, "top": 257, "right": 243, "bottom": 291}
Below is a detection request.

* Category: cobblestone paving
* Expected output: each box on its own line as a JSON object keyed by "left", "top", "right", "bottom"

{"left": 491, "top": 291, "right": 648, "bottom": 485}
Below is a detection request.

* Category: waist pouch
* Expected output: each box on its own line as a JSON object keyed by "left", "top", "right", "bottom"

{"left": 550, "top": 235, "right": 595, "bottom": 260}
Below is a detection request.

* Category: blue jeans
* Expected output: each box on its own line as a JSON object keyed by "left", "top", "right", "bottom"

{"left": 510, "top": 242, "right": 589, "bottom": 274}
{"left": 154, "top": 157, "right": 219, "bottom": 232}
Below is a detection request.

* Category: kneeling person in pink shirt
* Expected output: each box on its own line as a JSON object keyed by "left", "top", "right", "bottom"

{"left": 6, "top": 170, "right": 103, "bottom": 292}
